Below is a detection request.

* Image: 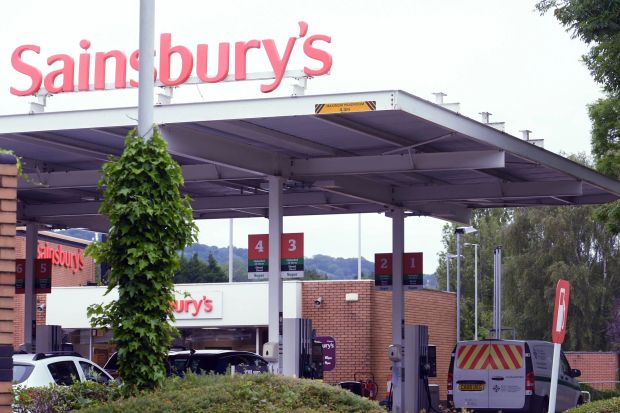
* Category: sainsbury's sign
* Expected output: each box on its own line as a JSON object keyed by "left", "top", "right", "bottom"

{"left": 172, "top": 290, "right": 222, "bottom": 320}
{"left": 37, "top": 241, "right": 85, "bottom": 274}
{"left": 10, "top": 21, "right": 332, "bottom": 96}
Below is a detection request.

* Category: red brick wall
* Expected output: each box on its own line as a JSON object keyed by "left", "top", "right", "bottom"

{"left": 565, "top": 352, "right": 619, "bottom": 390}
{"left": 302, "top": 280, "right": 455, "bottom": 402}
{"left": 302, "top": 281, "right": 373, "bottom": 385}
{"left": 13, "top": 233, "right": 95, "bottom": 349}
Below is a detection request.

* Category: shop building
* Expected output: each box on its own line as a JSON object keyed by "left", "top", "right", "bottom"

{"left": 43, "top": 275, "right": 455, "bottom": 401}
{"left": 14, "top": 230, "right": 95, "bottom": 349}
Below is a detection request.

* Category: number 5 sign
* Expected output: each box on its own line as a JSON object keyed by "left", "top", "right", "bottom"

{"left": 15, "top": 258, "right": 53, "bottom": 294}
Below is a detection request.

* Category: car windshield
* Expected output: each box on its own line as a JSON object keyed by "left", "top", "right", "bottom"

{"left": 13, "top": 363, "right": 34, "bottom": 384}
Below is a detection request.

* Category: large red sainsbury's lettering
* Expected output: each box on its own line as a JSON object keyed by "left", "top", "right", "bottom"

{"left": 37, "top": 242, "right": 85, "bottom": 274}
{"left": 10, "top": 21, "right": 332, "bottom": 96}
{"left": 172, "top": 296, "right": 214, "bottom": 317}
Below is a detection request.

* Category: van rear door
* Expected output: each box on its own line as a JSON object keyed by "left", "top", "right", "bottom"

{"left": 453, "top": 342, "right": 489, "bottom": 409}
{"left": 486, "top": 343, "right": 526, "bottom": 410}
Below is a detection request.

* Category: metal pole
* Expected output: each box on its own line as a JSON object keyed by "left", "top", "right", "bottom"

{"left": 456, "top": 232, "right": 461, "bottom": 342}
{"left": 268, "top": 176, "right": 283, "bottom": 373}
{"left": 548, "top": 343, "right": 561, "bottom": 413}
{"left": 255, "top": 327, "right": 260, "bottom": 354}
{"left": 357, "top": 214, "right": 362, "bottom": 280}
{"left": 497, "top": 246, "right": 502, "bottom": 338}
{"left": 446, "top": 256, "right": 450, "bottom": 293}
{"left": 228, "top": 218, "right": 234, "bottom": 283}
{"left": 474, "top": 244, "right": 478, "bottom": 340}
{"left": 24, "top": 223, "right": 37, "bottom": 352}
{"left": 138, "top": 0, "right": 155, "bottom": 140}
{"left": 390, "top": 208, "right": 405, "bottom": 413}
{"left": 493, "top": 247, "right": 497, "bottom": 338}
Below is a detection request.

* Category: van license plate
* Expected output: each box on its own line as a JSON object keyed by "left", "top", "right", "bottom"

{"left": 459, "top": 383, "right": 485, "bottom": 391}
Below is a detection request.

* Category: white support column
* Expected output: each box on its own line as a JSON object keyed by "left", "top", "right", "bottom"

{"left": 390, "top": 208, "right": 405, "bottom": 413}
{"left": 357, "top": 214, "right": 362, "bottom": 280}
{"left": 228, "top": 218, "right": 234, "bottom": 283}
{"left": 24, "top": 223, "right": 37, "bottom": 352}
{"left": 138, "top": 0, "right": 155, "bottom": 140}
{"left": 456, "top": 232, "right": 462, "bottom": 342}
{"left": 268, "top": 176, "right": 284, "bottom": 373}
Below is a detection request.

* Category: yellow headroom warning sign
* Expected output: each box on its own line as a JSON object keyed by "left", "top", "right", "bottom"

{"left": 315, "top": 101, "right": 376, "bottom": 114}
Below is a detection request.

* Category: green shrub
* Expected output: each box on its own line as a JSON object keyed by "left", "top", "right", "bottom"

{"left": 567, "top": 396, "right": 620, "bottom": 413}
{"left": 78, "top": 374, "right": 385, "bottom": 413}
{"left": 13, "top": 380, "right": 122, "bottom": 413}
{"left": 580, "top": 383, "right": 620, "bottom": 401}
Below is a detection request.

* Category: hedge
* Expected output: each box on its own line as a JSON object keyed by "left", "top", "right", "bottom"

{"left": 78, "top": 374, "right": 385, "bottom": 413}
{"left": 567, "top": 397, "right": 620, "bottom": 413}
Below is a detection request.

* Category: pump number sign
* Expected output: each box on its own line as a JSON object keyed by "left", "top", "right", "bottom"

{"left": 248, "top": 234, "right": 269, "bottom": 280}
{"left": 14, "top": 258, "right": 53, "bottom": 294}
{"left": 374, "top": 252, "right": 424, "bottom": 291}
{"left": 248, "top": 233, "right": 305, "bottom": 279}
{"left": 281, "top": 233, "right": 304, "bottom": 279}
{"left": 403, "top": 252, "right": 423, "bottom": 290}
{"left": 374, "top": 253, "right": 393, "bottom": 291}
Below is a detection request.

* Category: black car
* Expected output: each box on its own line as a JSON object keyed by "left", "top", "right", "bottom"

{"left": 103, "top": 349, "right": 269, "bottom": 378}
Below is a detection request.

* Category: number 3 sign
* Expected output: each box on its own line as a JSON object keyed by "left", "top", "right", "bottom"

{"left": 247, "top": 233, "right": 305, "bottom": 280}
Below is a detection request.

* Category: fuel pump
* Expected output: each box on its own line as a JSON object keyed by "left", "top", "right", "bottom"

{"left": 282, "top": 318, "right": 323, "bottom": 379}
{"left": 387, "top": 325, "right": 438, "bottom": 413}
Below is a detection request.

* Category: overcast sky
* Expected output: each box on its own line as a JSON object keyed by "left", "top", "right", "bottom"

{"left": 0, "top": 1, "right": 601, "bottom": 272}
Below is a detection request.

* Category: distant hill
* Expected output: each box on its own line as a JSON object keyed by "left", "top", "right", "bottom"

{"left": 56, "top": 229, "right": 437, "bottom": 285}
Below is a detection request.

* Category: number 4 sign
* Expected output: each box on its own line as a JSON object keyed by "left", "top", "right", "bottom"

{"left": 247, "top": 233, "right": 305, "bottom": 280}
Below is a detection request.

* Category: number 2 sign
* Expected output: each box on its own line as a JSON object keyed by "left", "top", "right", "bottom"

{"left": 374, "top": 252, "right": 424, "bottom": 291}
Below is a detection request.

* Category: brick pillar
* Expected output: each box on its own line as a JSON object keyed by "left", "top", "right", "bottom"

{"left": 0, "top": 156, "right": 17, "bottom": 412}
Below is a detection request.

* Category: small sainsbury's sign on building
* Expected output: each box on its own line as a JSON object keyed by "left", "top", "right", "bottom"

{"left": 37, "top": 241, "right": 85, "bottom": 274}
{"left": 172, "top": 290, "right": 223, "bottom": 320}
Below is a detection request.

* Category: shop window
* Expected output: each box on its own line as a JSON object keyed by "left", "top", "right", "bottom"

{"left": 48, "top": 361, "right": 79, "bottom": 385}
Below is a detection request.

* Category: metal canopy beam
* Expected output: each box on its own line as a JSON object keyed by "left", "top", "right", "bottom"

{"left": 395, "top": 180, "right": 583, "bottom": 202}
{"left": 396, "top": 91, "right": 620, "bottom": 196}
{"left": 21, "top": 191, "right": 361, "bottom": 218}
{"left": 161, "top": 124, "right": 290, "bottom": 176}
{"left": 18, "top": 164, "right": 262, "bottom": 190}
{"left": 291, "top": 150, "right": 505, "bottom": 176}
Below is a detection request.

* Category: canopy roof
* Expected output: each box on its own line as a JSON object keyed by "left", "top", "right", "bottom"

{"left": 0, "top": 90, "right": 618, "bottom": 232}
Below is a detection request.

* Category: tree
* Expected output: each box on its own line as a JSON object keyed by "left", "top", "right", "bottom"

{"left": 436, "top": 209, "right": 511, "bottom": 341}
{"left": 174, "top": 253, "right": 227, "bottom": 283}
{"left": 86, "top": 127, "right": 197, "bottom": 393}
{"left": 502, "top": 205, "right": 620, "bottom": 350}
{"left": 537, "top": 0, "right": 620, "bottom": 94}
{"left": 537, "top": 1, "right": 620, "bottom": 233}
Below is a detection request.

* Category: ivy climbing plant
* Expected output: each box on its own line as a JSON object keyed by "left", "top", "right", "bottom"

{"left": 86, "top": 127, "right": 197, "bottom": 393}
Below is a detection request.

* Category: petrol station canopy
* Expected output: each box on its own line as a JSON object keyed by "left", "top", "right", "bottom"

{"left": 0, "top": 89, "right": 619, "bottom": 232}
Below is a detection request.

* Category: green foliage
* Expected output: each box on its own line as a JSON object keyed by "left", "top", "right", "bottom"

{"left": 174, "top": 253, "right": 227, "bottom": 283}
{"left": 436, "top": 201, "right": 620, "bottom": 350}
{"left": 77, "top": 373, "right": 385, "bottom": 413}
{"left": 436, "top": 209, "right": 512, "bottom": 341}
{"left": 580, "top": 383, "right": 620, "bottom": 401}
{"left": 13, "top": 380, "right": 122, "bottom": 413}
{"left": 537, "top": 0, "right": 620, "bottom": 94}
{"left": 567, "top": 396, "right": 620, "bottom": 413}
{"left": 589, "top": 95, "right": 620, "bottom": 233}
{"left": 503, "top": 205, "right": 619, "bottom": 350}
{"left": 86, "top": 127, "right": 198, "bottom": 393}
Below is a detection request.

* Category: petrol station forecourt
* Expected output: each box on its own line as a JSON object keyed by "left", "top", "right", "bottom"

{"left": 1, "top": 83, "right": 619, "bottom": 411}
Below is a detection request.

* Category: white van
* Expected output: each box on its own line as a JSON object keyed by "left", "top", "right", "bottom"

{"left": 447, "top": 340, "right": 583, "bottom": 412}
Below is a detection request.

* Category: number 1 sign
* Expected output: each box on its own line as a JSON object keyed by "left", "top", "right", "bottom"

{"left": 374, "top": 252, "right": 424, "bottom": 291}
